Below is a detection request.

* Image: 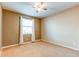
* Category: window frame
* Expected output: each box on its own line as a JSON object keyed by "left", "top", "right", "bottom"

{"left": 22, "top": 18, "right": 33, "bottom": 34}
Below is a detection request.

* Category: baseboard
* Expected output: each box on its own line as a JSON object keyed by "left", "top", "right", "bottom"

{"left": 41, "top": 39, "right": 79, "bottom": 51}
{"left": 2, "top": 44, "right": 19, "bottom": 49}
{"left": 2, "top": 40, "right": 41, "bottom": 49}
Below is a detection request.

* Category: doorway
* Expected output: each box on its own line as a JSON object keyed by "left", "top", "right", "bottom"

{"left": 19, "top": 16, "right": 35, "bottom": 44}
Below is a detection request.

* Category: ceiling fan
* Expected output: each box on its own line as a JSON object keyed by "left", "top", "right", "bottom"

{"left": 32, "top": 2, "right": 48, "bottom": 13}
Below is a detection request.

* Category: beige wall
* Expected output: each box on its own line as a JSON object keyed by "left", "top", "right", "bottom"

{"left": 2, "top": 10, "right": 20, "bottom": 46}
{"left": 34, "top": 18, "right": 41, "bottom": 40}
{"left": 2, "top": 9, "right": 41, "bottom": 46}
{"left": 0, "top": 5, "right": 2, "bottom": 48}
{"left": 41, "top": 6, "right": 79, "bottom": 50}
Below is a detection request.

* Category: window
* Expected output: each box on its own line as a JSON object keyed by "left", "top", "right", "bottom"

{"left": 22, "top": 18, "right": 33, "bottom": 34}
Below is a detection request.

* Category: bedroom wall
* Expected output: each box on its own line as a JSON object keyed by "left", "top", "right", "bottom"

{"left": 34, "top": 18, "right": 41, "bottom": 40}
{"left": 2, "top": 9, "right": 20, "bottom": 46}
{"left": 2, "top": 9, "right": 41, "bottom": 46}
{"left": 41, "top": 6, "right": 79, "bottom": 50}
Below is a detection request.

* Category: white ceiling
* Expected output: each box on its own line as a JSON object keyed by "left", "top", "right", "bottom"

{"left": 0, "top": 2, "right": 79, "bottom": 18}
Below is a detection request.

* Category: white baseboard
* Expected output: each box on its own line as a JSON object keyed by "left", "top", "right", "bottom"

{"left": 2, "top": 40, "right": 41, "bottom": 49}
{"left": 2, "top": 44, "right": 19, "bottom": 49}
{"left": 41, "top": 39, "right": 79, "bottom": 51}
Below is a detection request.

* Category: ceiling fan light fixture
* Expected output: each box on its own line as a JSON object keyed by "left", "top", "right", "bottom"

{"left": 33, "top": 2, "right": 47, "bottom": 13}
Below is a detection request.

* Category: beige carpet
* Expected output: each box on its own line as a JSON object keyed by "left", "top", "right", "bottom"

{"left": 1, "top": 41, "right": 79, "bottom": 57}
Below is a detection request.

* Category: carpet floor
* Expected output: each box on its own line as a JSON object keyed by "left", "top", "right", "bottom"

{"left": 1, "top": 41, "right": 79, "bottom": 57}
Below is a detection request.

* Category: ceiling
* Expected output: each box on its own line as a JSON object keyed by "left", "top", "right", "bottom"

{"left": 0, "top": 2, "right": 79, "bottom": 18}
